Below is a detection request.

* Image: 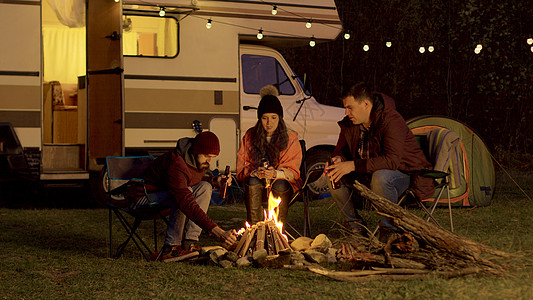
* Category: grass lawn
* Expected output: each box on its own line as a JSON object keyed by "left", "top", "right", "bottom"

{"left": 1, "top": 170, "right": 532, "bottom": 299}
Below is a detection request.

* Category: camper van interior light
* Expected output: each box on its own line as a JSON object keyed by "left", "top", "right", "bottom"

{"left": 343, "top": 32, "right": 350, "bottom": 40}
{"left": 419, "top": 46, "right": 425, "bottom": 53}
{"left": 159, "top": 7, "right": 166, "bottom": 17}
{"left": 305, "top": 19, "right": 312, "bottom": 29}
{"left": 428, "top": 45, "right": 434, "bottom": 52}
{"left": 257, "top": 29, "right": 263, "bottom": 40}
{"left": 206, "top": 19, "right": 212, "bottom": 29}
{"left": 386, "top": 41, "right": 392, "bottom": 48}
{"left": 309, "top": 36, "right": 316, "bottom": 47}
{"left": 363, "top": 44, "right": 369, "bottom": 51}
{"left": 271, "top": 5, "right": 277, "bottom": 15}
{"left": 527, "top": 38, "right": 533, "bottom": 45}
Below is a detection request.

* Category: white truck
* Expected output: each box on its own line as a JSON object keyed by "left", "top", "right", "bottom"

{"left": 0, "top": 0, "right": 345, "bottom": 195}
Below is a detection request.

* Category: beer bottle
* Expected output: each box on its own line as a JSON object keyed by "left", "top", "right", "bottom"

{"left": 328, "top": 157, "right": 340, "bottom": 189}
{"left": 219, "top": 165, "right": 231, "bottom": 199}
{"left": 261, "top": 158, "right": 272, "bottom": 187}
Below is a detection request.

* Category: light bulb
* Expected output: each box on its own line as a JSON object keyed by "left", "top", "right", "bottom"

{"left": 530, "top": 46, "right": 533, "bottom": 52}
{"left": 344, "top": 33, "right": 350, "bottom": 40}
{"left": 428, "top": 45, "right": 434, "bottom": 52}
{"left": 419, "top": 46, "right": 425, "bottom": 53}
{"left": 527, "top": 38, "right": 533, "bottom": 45}
{"left": 206, "top": 19, "right": 212, "bottom": 29}
{"left": 114, "top": 0, "right": 119, "bottom": 3}
{"left": 363, "top": 44, "right": 369, "bottom": 51}
{"left": 386, "top": 41, "right": 392, "bottom": 48}
{"left": 159, "top": 7, "right": 166, "bottom": 17}
{"left": 309, "top": 37, "right": 316, "bottom": 47}
{"left": 476, "top": 44, "right": 483, "bottom": 50}
{"left": 306, "top": 20, "right": 312, "bottom": 29}
{"left": 272, "top": 5, "right": 277, "bottom": 15}
{"left": 474, "top": 47, "right": 481, "bottom": 54}
{"left": 257, "top": 29, "right": 263, "bottom": 40}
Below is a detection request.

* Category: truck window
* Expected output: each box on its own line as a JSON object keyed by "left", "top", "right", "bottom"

{"left": 123, "top": 15, "right": 178, "bottom": 58}
{"left": 241, "top": 54, "right": 295, "bottom": 95}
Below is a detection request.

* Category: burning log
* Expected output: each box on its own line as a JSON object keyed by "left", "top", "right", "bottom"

{"left": 235, "top": 220, "right": 290, "bottom": 257}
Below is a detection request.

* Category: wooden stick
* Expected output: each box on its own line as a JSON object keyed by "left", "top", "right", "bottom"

{"left": 233, "top": 229, "right": 250, "bottom": 255}
{"left": 255, "top": 223, "right": 266, "bottom": 251}
{"left": 239, "top": 225, "right": 257, "bottom": 257}
{"left": 351, "top": 180, "right": 510, "bottom": 261}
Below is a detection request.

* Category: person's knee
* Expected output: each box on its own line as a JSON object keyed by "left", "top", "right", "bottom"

{"left": 246, "top": 176, "right": 262, "bottom": 186}
{"left": 272, "top": 179, "right": 291, "bottom": 193}
{"left": 370, "top": 169, "right": 396, "bottom": 190}
{"left": 196, "top": 181, "right": 212, "bottom": 195}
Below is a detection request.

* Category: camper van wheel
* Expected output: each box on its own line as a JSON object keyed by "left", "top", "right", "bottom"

{"left": 305, "top": 148, "right": 333, "bottom": 196}
{"left": 90, "top": 166, "right": 127, "bottom": 207}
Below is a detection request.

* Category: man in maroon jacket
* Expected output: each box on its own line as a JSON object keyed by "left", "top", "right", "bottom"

{"left": 325, "top": 83, "right": 434, "bottom": 241}
{"left": 138, "top": 131, "right": 236, "bottom": 260}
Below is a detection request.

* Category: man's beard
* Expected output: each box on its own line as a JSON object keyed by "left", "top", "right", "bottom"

{"left": 198, "top": 162, "right": 209, "bottom": 170}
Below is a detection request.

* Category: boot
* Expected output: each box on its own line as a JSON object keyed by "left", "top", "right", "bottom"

{"left": 272, "top": 188, "right": 292, "bottom": 224}
{"left": 245, "top": 183, "right": 264, "bottom": 224}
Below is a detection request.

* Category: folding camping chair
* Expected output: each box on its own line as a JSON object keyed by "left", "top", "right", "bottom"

{"left": 371, "top": 129, "right": 455, "bottom": 237}
{"left": 105, "top": 156, "right": 168, "bottom": 261}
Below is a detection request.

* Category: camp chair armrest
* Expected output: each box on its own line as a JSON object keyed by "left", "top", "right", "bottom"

{"left": 419, "top": 168, "right": 449, "bottom": 179}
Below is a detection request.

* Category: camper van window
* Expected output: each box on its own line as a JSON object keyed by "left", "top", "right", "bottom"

{"left": 241, "top": 54, "right": 296, "bottom": 95}
{"left": 123, "top": 15, "right": 178, "bottom": 58}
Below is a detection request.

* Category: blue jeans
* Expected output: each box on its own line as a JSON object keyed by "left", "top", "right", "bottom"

{"left": 145, "top": 181, "right": 212, "bottom": 246}
{"left": 329, "top": 169, "right": 410, "bottom": 230}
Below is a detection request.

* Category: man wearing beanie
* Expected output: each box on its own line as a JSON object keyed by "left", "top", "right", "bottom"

{"left": 134, "top": 131, "right": 236, "bottom": 261}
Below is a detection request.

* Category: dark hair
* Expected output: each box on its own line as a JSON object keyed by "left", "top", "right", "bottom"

{"left": 341, "top": 82, "right": 374, "bottom": 104}
{"left": 248, "top": 118, "right": 289, "bottom": 167}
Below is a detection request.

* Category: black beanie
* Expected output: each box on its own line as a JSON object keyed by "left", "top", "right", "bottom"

{"left": 257, "top": 95, "right": 283, "bottom": 119}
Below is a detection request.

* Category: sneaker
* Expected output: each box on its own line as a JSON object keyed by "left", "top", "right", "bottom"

{"left": 182, "top": 239, "right": 201, "bottom": 252}
{"left": 162, "top": 245, "right": 199, "bottom": 263}
{"left": 344, "top": 220, "right": 368, "bottom": 237}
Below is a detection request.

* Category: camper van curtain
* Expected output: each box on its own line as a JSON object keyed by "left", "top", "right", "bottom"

{"left": 46, "top": 0, "right": 85, "bottom": 28}
{"left": 42, "top": 27, "right": 86, "bottom": 84}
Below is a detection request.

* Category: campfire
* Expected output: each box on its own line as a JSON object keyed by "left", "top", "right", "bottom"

{"left": 233, "top": 192, "right": 291, "bottom": 257}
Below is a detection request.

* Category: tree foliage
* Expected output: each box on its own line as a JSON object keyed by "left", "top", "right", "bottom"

{"left": 280, "top": 0, "right": 533, "bottom": 153}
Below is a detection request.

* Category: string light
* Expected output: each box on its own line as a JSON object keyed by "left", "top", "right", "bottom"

{"left": 257, "top": 29, "right": 263, "bottom": 40}
{"left": 271, "top": 5, "right": 277, "bottom": 15}
{"left": 419, "top": 46, "right": 426, "bottom": 53}
{"left": 309, "top": 36, "right": 316, "bottom": 47}
{"left": 306, "top": 19, "right": 312, "bottom": 29}
{"left": 428, "top": 45, "right": 435, "bottom": 52}
{"left": 363, "top": 44, "right": 369, "bottom": 51}
{"left": 344, "top": 32, "right": 350, "bottom": 40}
{"left": 159, "top": 7, "right": 165, "bottom": 17}
{"left": 206, "top": 18, "right": 212, "bottom": 29}
{"left": 530, "top": 46, "right": 533, "bottom": 53}
{"left": 386, "top": 41, "right": 392, "bottom": 48}
{"left": 527, "top": 38, "right": 533, "bottom": 45}
{"left": 474, "top": 44, "right": 482, "bottom": 54}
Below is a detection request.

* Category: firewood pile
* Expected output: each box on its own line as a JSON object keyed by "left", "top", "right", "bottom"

{"left": 233, "top": 219, "right": 291, "bottom": 257}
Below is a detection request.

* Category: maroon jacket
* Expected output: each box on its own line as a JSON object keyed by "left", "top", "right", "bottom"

{"left": 332, "top": 93, "right": 435, "bottom": 199}
{"left": 141, "top": 138, "right": 217, "bottom": 232}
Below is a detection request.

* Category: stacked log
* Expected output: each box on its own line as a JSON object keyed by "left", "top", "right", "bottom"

{"left": 234, "top": 220, "right": 290, "bottom": 257}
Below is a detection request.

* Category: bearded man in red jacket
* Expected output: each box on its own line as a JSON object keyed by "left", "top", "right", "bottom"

{"left": 325, "top": 83, "right": 434, "bottom": 241}
{"left": 137, "top": 131, "right": 236, "bottom": 260}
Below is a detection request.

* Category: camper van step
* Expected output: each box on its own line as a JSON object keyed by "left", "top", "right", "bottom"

{"left": 40, "top": 170, "right": 89, "bottom": 181}
{"left": 42, "top": 144, "right": 84, "bottom": 171}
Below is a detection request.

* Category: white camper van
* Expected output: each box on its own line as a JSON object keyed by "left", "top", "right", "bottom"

{"left": 0, "top": 0, "right": 344, "bottom": 194}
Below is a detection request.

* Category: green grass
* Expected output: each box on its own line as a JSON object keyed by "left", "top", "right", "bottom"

{"left": 1, "top": 170, "right": 532, "bottom": 299}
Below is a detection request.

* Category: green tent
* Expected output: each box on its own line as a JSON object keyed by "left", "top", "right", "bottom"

{"left": 407, "top": 116, "right": 495, "bottom": 207}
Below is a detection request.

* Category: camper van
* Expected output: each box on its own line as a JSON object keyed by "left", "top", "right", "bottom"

{"left": 0, "top": 0, "right": 344, "bottom": 194}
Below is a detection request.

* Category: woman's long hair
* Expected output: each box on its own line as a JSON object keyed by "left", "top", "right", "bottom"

{"left": 248, "top": 117, "right": 289, "bottom": 167}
